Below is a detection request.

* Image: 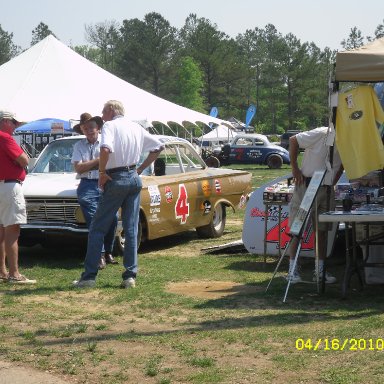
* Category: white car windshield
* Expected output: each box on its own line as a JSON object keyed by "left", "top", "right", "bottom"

{"left": 30, "top": 137, "right": 206, "bottom": 175}
{"left": 32, "top": 139, "right": 79, "bottom": 173}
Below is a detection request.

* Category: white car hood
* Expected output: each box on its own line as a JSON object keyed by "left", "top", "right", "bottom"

{"left": 23, "top": 173, "right": 79, "bottom": 198}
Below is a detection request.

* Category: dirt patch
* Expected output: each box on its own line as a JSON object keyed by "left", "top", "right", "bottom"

{"left": 166, "top": 280, "right": 262, "bottom": 299}
{"left": 0, "top": 360, "right": 71, "bottom": 384}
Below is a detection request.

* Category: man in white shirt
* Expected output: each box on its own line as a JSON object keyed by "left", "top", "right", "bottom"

{"left": 73, "top": 100, "right": 164, "bottom": 289}
{"left": 287, "top": 127, "right": 344, "bottom": 284}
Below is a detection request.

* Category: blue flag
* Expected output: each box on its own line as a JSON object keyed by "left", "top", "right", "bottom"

{"left": 209, "top": 107, "right": 218, "bottom": 118}
{"left": 245, "top": 104, "right": 256, "bottom": 126}
{"left": 209, "top": 107, "right": 218, "bottom": 129}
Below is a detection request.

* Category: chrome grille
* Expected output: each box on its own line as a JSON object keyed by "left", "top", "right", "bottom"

{"left": 25, "top": 198, "right": 82, "bottom": 224}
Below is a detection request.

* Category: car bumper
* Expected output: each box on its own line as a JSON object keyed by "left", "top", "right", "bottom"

{"left": 19, "top": 223, "right": 88, "bottom": 247}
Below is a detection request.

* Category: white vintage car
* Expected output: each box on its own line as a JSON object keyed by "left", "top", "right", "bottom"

{"left": 20, "top": 135, "right": 252, "bottom": 252}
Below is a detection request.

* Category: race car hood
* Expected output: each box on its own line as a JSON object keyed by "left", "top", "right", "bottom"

{"left": 23, "top": 168, "right": 252, "bottom": 198}
{"left": 22, "top": 173, "right": 79, "bottom": 198}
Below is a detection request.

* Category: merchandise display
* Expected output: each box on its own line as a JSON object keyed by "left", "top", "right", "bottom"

{"left": 335, "top": 171, "right": 384, "bottom": 204}
{"left": 263, "top": 180, "right": 295, "bottom": 203}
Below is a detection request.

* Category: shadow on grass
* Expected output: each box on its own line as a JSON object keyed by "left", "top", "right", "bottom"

{"left": 139, "top": 230, "right": 202, "bottom": 254}
{"left": 22, "top": 304, "right": 383, "bottom": 348}
{"left": 19, "top": 244, "right": 85, "bottom": 270}
{"left": 18, "top": 229, "right": 204, "bottom": 267}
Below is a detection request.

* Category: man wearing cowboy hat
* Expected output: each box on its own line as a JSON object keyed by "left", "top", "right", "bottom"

{"left": 71, "top": 113, "right": 118, "bottom": 268}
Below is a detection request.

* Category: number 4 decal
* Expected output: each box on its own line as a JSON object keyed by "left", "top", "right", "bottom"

{"left": 175, "top": 184, "right": 189, "bottom": 224}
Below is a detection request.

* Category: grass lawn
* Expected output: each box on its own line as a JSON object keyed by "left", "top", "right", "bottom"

{"left": 2, "top": 162, "right": 384, "bottom": 384}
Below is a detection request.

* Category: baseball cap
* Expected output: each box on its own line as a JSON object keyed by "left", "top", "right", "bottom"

{"left": 0, "top": 110, "right": 20, "bottom": 124}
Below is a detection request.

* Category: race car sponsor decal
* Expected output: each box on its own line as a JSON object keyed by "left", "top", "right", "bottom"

{"left": 232, "top": 147, "right": 245, "bottom": 161}
{"left": 247, "top": 149, "right": 262, "bottom": 159}
{"left": 214, "top": 179, "right": 221, "bottom": 194}
{"left": 201, "top": 180, "right": 211, "bottom": 197}
{"left": 149, "top": 207, "right": 161, "bottom": 223}
{"left": 164, "top": 186, "right": 173, "bottom": 203}
{"left": 200, "top": 200, "right": 212, "bottom": 214}
{"left": 266, "top": 216, "right": 314, "bottom": 251}
{"left": 148, "top": 185, "right": 161, "bottom": 206}
{"left": 175, "top": 183, "right": 189, "bottom": 224}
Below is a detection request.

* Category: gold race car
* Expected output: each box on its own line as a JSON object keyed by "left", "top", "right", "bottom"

{"left": 20, "top": 135, "right": 252, "bottom": 252}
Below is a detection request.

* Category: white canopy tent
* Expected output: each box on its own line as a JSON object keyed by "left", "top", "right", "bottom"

{"left": 199, "top": 125, "right": 235, "bottom": 145}
{"left": 0, "top": 35, "right": 229, "bottom": 130}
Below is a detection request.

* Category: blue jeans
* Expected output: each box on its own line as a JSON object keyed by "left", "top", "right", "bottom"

{"left": 77, "top": 179, "right": 117, "bottom": 254}
{"left": 81, "top": 170, "right": 142, "bottom": 281}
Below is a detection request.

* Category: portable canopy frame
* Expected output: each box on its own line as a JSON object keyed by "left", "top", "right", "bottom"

{"left": 325, "top": 38, "right": 384, "bottom": 290}
{"left": 331, "top": 37, "right": 384, "bottom": 173}
{"left": 335, "top": 37, "right": 384, "bottom": 82}
{"left": 14, "top": 118, "right": 74, "bottom": 157}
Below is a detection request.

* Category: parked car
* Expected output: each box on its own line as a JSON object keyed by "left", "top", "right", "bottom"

{"left": 215, "top": 133, "right": 290, "bottom": 169}
{"left": 20, "top": 135, "right": 252, "bottom": 252}
{"left": 279, "top": 130, "right": 301, "bottom": 150}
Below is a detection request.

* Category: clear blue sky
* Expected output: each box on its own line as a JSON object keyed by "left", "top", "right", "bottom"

{"left": 2, "top": 0, "right": 384, "bottom": 51}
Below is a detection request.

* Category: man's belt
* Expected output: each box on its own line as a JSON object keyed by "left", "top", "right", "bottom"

{"left": 107, "top": 165, "right": 136, "bottom": 174}
{"left": 80, "top": 178, "right": 99, "bottom": 180}
{"left": 0, "top": 179, "right": 22, "bottom": 184}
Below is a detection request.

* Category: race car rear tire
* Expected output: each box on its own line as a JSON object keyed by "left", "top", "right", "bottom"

{"left": 267, "top": 154, "right": 283, "bottom": 169}
{"left": 196, "top": 203, "right": 226, "bottom": 238}
{"left": 204, "top": 155, "right": 220, "bottom": 168}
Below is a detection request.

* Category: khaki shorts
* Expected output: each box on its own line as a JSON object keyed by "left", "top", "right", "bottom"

{"left": 288, "top": 184, "right": 335, "bottom": 232}
{"left": 0, "top": 182, "right": 27, "bottom": 227}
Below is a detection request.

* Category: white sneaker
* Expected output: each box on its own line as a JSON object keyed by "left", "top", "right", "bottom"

{"left": 285, "top": 270, "right": 302, "bottom": 284}
{"left": 72, "top": 279, "right": 96, "bottom": 288}
{"left": 313, "top": 271, "right": 337, "bottom": 284}
{"left": 121, "top": 277, "right": 136, "bottom": 288}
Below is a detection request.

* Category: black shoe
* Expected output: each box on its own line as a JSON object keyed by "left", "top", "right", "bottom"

{"left": 98, "top": 255, "right": 106, "bottom": 270}
{"left": 105, "top": 253, "right": 118, "bottom": 264}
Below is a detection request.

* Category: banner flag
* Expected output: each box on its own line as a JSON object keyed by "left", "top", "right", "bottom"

{"left": 209, "top": 106, "right": 219, "bottom": 129}
{"left": 245, "top": 104, "right": 256, "bottom": 126}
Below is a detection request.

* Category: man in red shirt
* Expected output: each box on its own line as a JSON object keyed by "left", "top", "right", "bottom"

{"left": 0, "top": 110, "right": 36, "bottom": 284}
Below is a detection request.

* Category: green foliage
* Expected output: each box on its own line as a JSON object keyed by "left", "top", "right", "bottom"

{"left": 374, "top": 19, "right": 384, "bottom": 39}
{"left": 72, "top": 45, "right": 103, "bottom": 66}
{"left": 31, "top": 22, "right": 56, "bottom": 46}
{"left": 116, "top": 12, "right": 177, "bottom": 96}
{"left": 84, "top": 20, "right": 120, "bottom": 72}
{"left": 178, "top": 14, "right": 234, "bottom": 109}
{"left": 341, "top": 27, "right": 365, "bottom": 50}
{"left": 0, "top": 25, "right": 19, "bottom": 64}
{"left": 175, "top": 56, "right": 205, "bottom": 112}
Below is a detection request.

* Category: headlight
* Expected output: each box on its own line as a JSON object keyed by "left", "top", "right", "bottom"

{"left": 75, "top": 206, "right": 86, "bottom": 223}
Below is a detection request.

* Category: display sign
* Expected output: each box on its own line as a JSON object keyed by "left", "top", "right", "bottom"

{"left": 51, "top": 122, "right": 64, "bottom": 134}
{"left": 289, "top": 170, "right": 326, "bottom": 236}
